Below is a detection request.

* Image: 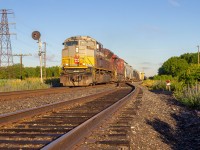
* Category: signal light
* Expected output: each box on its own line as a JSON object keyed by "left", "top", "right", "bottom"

{"left": 32, "top": 31, "right": 41, "bottom": 40}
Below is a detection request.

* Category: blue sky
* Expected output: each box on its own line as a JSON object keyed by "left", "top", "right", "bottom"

{"left": 1, "top": 0, "right": 200, "bottom": 77}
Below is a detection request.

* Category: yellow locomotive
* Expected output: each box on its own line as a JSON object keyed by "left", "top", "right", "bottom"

{"left": 60, "top": 36, "right": 114, "bottom": 86}
{"left": 60, "top": 36, "right": 138, "bottom": 86}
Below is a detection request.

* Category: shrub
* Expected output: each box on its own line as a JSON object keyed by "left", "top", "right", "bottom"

{"left": 174, "top": 83, "right": 200, "bottom": 110}
{"left": 143, "top": 79, "right": 177, "bottom": 91}
{"left": 151, "top": 80, "right": 166, "bottom": 90}
{"left": 141, "top": 79, "right": 155, "bottom": 88}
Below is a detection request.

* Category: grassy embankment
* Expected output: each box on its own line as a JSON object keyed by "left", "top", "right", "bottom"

{"left": 142, "top": 79, "right": 200, "bottom": 110}
{"left": 0, "top": 78, "right": 61, "bottom": 92}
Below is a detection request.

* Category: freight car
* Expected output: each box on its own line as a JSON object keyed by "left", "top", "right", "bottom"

{"left": 133, "top": 69, "right": 143, "bottom": 81}
{"left": 60, "top": 36, "right": 134, "bottom": 86}
{"left": 124, "top": 62, "right": 134, "bottom": 81}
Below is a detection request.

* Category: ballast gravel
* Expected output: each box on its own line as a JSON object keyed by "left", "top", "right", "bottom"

{"left": 129, "top": 84, "right": 200, "bottom": 149}
{"left": 0, "top": 83, "right": 199, "bottom": 149}
{"left": 0, "top": 85, "right": 116, "bottom": 115}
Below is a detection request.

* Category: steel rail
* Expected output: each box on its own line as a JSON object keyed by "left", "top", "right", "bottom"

{"left": 42, "top": 84, "right": 139, "bottom": 150}
{"left": 0, "top": 88, "right": 118, "bottom": 126}
{"left": 0, "top": 87, "right": 67, "bottom": 96}
{"left": 0, "top": 84, "right": 113, "bottom": 98}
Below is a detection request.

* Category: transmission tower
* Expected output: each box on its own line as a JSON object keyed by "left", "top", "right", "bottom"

{"left": 0, "top": 9, "right": 15, "bottom": 67}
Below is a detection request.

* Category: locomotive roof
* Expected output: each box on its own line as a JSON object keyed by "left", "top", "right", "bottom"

{"left": 64, "top": 36, "right": 97, "bottom": 42}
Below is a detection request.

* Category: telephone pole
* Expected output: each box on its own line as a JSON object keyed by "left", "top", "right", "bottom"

{"left": 0, "top": 9, "right": 16, "bottom": 67}
{"left": 13, "top": 53, "right": 31, "bottom": 80}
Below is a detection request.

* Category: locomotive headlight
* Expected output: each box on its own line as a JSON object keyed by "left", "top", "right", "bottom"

{"left": 76, "top": 47, "right": 79, "bottom": 53}
{"left": 83, "top": 63, "right": 85, "bottom": 66}
{"left": 65, "top": 63, "right": 69, "bottom": 66}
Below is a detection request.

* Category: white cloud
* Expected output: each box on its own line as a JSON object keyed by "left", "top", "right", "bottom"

{"left": 168, "top": 0, "right": 180, "bottom": 7}
{"left": 33, "top": 53, "right": 59, "bottom": 62}
{"left": 141, "top": 66, "right": 151, "bottom": 70}
{"left": 140, "top": 62, "right": 152, "bottom": 65}
{"left": 46, "top": 54, "right": 59, "bottom": 62}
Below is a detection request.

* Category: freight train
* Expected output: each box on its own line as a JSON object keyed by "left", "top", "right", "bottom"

{"left": 60, "top": 36, "right": 140, "bottom": 86}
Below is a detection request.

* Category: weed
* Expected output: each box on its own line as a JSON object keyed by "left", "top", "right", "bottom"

{"left": 0, "top": 78, "right": 51, "bottom": 92}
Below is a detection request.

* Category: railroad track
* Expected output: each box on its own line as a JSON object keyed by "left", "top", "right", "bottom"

{"left": 0, "top": 84, "right": 113, "bottom": 101}
{"left": 0, "top": 83, "right": 138, "bottom": 149}
{"left": 77, "top": 88, "right": 143, "bottom": 149}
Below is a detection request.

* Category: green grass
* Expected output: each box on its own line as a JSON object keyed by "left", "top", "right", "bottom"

{"left": 143, "top": 79, "right": 200, "bottom": 110}
{"left": 0, "top": 78, "right": 51, "bottom": 92}
{"left": 142, "top": 79, "right": 178, "bottom": 91}
{"left": 174, "top": 84, "right": 200, "bottom": 110}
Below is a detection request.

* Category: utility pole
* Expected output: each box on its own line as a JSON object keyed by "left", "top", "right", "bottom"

{"left": 13, "top": 53, "right": 31, "bottom": 80}
{"left": 0, "top": 9, "right": 16, "bottom": 67}
{"left": 197, "top": 45, "right": 199, "bottom": 66}
{"left": 43, "top": 42, "right": 47, "bottom": 78}
{"left": 38, "top": 38, "right": 43, "bottom": 83}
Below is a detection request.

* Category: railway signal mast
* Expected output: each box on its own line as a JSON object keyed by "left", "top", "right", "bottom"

{"left": 0, "top": 9, "right": 16, "bottom": 67}
{"left": 32, "top": 31, "right": 45, "bottom": 83}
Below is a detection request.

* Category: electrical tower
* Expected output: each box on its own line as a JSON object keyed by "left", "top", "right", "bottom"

{"left": 0, "top": 9, "right": 15, "bottom": 67}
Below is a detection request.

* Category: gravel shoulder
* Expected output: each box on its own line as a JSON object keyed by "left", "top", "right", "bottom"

{"left": 130, "top": 84, "right": 200, "bottom": 150}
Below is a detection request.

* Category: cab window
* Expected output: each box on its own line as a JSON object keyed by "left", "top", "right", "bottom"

{"left": 65, "top": 41, "right": 78, "bottom": 46}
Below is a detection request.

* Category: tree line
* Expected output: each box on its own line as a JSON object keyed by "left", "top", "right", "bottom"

{"left": 157, "top": 52, "right": 200, "bottom": 84}
{"left": 0, "top": 64, "right": 60, "bottom": 79}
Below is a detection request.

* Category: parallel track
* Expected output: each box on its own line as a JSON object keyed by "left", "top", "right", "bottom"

{"left": 0, "top": 84, "right": 114, "bottom": 101}
{"left": 0, "top": 83, "right": 137, "bottom": 149}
